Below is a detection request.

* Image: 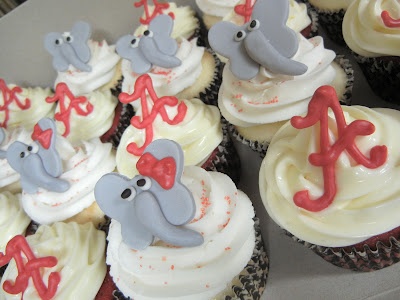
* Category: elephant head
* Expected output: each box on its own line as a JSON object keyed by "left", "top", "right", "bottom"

{"left": 95, "top": 139, "right": 204, "bottom": 250}
{"left": 44, "top": 21, "right": 92, "bottom": 72}
{"left": 208, "top": 0, "right": 308, "bottom": 80}
{"left": 116, "top": 14, "right": 181, "bottom": 74}
{"left": 5, "top": 118, "right": 70, "bottom": 194}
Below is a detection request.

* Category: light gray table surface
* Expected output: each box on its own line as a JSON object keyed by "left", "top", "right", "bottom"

{"left": 1, "top": 1, "right": 400, "bottom": 299}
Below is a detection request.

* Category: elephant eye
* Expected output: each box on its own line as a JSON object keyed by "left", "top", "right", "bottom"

{"left": 136, "top": 176, "right": 151, "bottom": 191}
{"left": 248, "top": 19, "right": 260, "bottom": 31}
{"left": 20, "top": 150, "right": 29, "bottom": 158}
{"left": 28, "top": 143, "right": 39, "bottom": 154}
{"left": 130, "top": 37, "right": 140, "bottom": 48}
{"left": 143, "top": 30, "right": 153, "bottom": 38}
{"left": 121, "top": 187, "right": 136, "bottom": 202}
{"left": 63, "top": 33, "right": 74, "bottom": 43}
{"left": 234, "top": 30, "right": 246, "bottom": 42}
{"left": 55, "top": 38, "right": 63, "bottom": 46}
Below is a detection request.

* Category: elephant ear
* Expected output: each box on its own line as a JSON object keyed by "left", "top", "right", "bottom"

{"left": 208, "top": 21, "right": 260, "bottom": 80}
{"left": 254, "top": 0, "right": 299, "bottom": 58}
{"left": 0, "top": 128, "right": 6, "bottom": 159}
{"left": 149, "top": 14, "right": 178, "bottom": 56}
{"left": 140, "top": 139, "right": 196, "bottom": 225}
{"left": 33, "top": 118, "right": 63, "bottom": 177}
{"left": 44, "top": 32, "right": 71, "bottom": 72}
{"left": 69, "top": 21, "right": 92, "bottom": 63}
{"left": 116, "top": 34, "right": 152, "bottom": 74}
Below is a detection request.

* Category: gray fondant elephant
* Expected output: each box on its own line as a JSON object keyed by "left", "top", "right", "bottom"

{"left": 208, "top": 0, "right": 308, "bottom": 80}
{"left": 0, "top": 118, "right": 69, "bottom": 194}
{"left": 116, "top": 14, "right": 181, "bottom": 74}
{"left": 94, "top": 139, "right": 204, "bottom": 250}
{"left": 44, "top": 21, "right": 92, "bottom": 72}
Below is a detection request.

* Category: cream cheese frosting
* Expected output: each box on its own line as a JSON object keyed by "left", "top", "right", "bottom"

{"left": 0, "top": 84, "right": 55, "bottom": 130}
{"left": 218, "top": 34, "right": 336, "bottom": 128}
{"left": 53, "top": 89, "right": 118, "bottom": 145}
{"left": 107, "top": 166, "right": 255, "bottom": 300}
{"left": 121, "top": 38, "right": 204, "bottom": 98}
{"left": 21, "top": 137, "right": 116, "bottom": 224}
{"left": 0, "top": 222, "right": 106, "bottom": 300}
{"left": 260, "top": 105, "right": 400, "bottom": 247}
{"left": 116, "top": 97, "right": 222, "bottom": 178}
{"left": 54, "top": 40, "right": 121, "bottom": 95}
{"left": 223, "top": 0, "right": 311, "bottom": 34}
{"left": 196, "top": 0, "right": 240, "bottom": 18}
{"left": 0, "top": 191, "right": 30, "bottom": 253}
{"left": 343, "top": 0, "right": 400, "bottom": 57}
{"left": 134, "top": 3, "right": 199, "bottom": 40}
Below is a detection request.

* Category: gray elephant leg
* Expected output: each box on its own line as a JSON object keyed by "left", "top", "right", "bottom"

{"left": 135, "top": 193, "right": 204, "bottom": 248}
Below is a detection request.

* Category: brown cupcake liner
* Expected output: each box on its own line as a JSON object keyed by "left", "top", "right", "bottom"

{"left": 353, "top": 53, "right": 400, "bottom": 105}
{"left": 287, "top": 231, "right": 400, "bottom": 272}
{"left": 302, "top": 0, "right": 319, "bottom": 38}
{"left": 110, "top": 218, "right": 268, "bottom": 300}
{"left": 334, "top": 54, "right": 354, "bottom": 105}
{"left": 201, "top": 118, "right": 241, "bottom": 185}
{"left": 197, "top": 47, "right": 223, "bottom": 107}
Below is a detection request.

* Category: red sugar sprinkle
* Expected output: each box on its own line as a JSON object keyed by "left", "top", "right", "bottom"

{"left": 170, "top": 265, "right": 175, "bottom": 270}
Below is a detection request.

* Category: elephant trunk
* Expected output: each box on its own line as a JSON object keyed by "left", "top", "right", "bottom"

{"left": 141, "top": 38, "right": 181, "bottom": 69}
{"left": 61, "top": 44, "right": 92, "bottom": 72}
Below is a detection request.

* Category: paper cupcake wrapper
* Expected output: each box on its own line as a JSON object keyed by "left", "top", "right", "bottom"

{"left": 353, "top": 53, "right": 400, "bottom": 105}
{"left": 287, "top": 231, "right": 400, "bottom": 272}
{"left": 335, "top": 54, "right": 354, "bottom": 105}
{"left": 201, "top": 118, "right": 241, "bottom": 185}
{"left": 111, "top": 218, "right": 268, "bottom": 300}
{"left": 197, "top": 48, "right": 223, "bottom": 107}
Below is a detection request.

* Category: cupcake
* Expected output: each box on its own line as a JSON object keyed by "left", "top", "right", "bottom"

{"left": 2, "top": 118, "right": 116, "bottom": 226}
{"left": 222, "top": 0, "right": 319, "bottom": 38}
{"left": 95, "top": 139, "right": 268, "bottom": 299}
{"left": 342, "top": 0, "right": 400, "bottom": 105}
{"left": 0, "top": 222, "right": 106, "bottom": 299}
{"left": 304, "top": 0, "right": 353, "bottom": 44}
{"left": 195, "top": 0, "right": 241, "bottom": 30}
{"left": 117, "top": 14, "right": 222, "bottom": 106}
{"left": 260, "top": 85, "right": 400, "bottom": 271}
{"left": 209, "top": 0, "right": 353, "bottom": 157}
{"left": 47, "top": 82, "right": 133, "bottom": 148}
{"left": 0, "top": 79, "right": 55, "bottom": 131}
{"left": 133, "top": 0, "right": 206, "bottom": 46}
{"left": 116, "top": 74, "right": 241, "bottom": 184}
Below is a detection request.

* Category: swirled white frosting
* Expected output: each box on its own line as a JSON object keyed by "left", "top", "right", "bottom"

{"left": 121, "top": 38, "right": 204, "bottom": 98}
{"left": 0, "top": 192, "right": 30, "bottom": 253}
{"left": 21, "top": 137, "right": 116, "bottom": 224}
{"left": 309, "top": 0, "right": 353, "bottom": 11}
{"left": 107, "top": 166, "right": 255, "bottom": 300}
{"left": 0, "top": 222, "right": 106, "bottom": 300}
{"left": 54, "top": 40, "right": 121, "bottom": 95}
{"left": 0, "top": 85, "right": 55, "bottom": 130}
{"left": 54, "top": 89, "right": 118, "bottom": 145}
{"left": 116, "top": 97, "right": 222, "bottom": 178}
{"left": 0, "top": 127, "right": 33, "bottom": 191}
{"left": 223, "top": 0, "right": 311, "bottom": 34}
{"left": 196, "top": 0, "right": 240, "bottom": 18}
{"left": 134, "top": 3, "right": 199, "bottom": 40}
{"left": 260, "top": 106, "right": 400, "bottom": 247}
{"left": 218, "top": 34, "right": 336, "bottom": 127}
{"left": 343, "top": 0, "right": 400, "bottom": 57}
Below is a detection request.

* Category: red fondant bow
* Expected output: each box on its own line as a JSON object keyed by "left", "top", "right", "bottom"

{"left": 136, "top": 153, "right": 176, "bottom": 190}
{"left": 31, "top": 124, "right": 52, "bottom": 150}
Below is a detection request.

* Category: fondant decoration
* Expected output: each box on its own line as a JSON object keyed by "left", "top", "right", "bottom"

{"left": 0, "top": 235, "right": 60, "bottom": 300}
{"left": 5, "top": 118, "right": 70, "bottom": 194}
{"left": 46, "top": 83, "right": 93, "bottom": 137}
{"left": 134, "top": 0, "right": 175, "bottom": 25}
{"left": 0, "top": 79, "right": 31, "bottom": 128}
{"left": 290, "top": 86, "right": 388, "bottom": 212}
{"left": 118, "top": 74, "right": 187, "bottom": 156}
{"left": 381, "top": 10, "right": 400, "bottom": 28}
{"left": 44, "top": 21, "right": 92, "bottom": 72}
{"left": 208, "top": 0, "right": 307, "bottom": 80}
{"left": 95, "top": 139, "right": 204, "bottom": 250}
{"left": 0, "top": 127, "right": 5, "bottom": 159}
{"left": 234, "top": 0, "right": 255, "bottom": 23}
{"left": 116, "top": 14, "right": 181, "bottom": 74}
